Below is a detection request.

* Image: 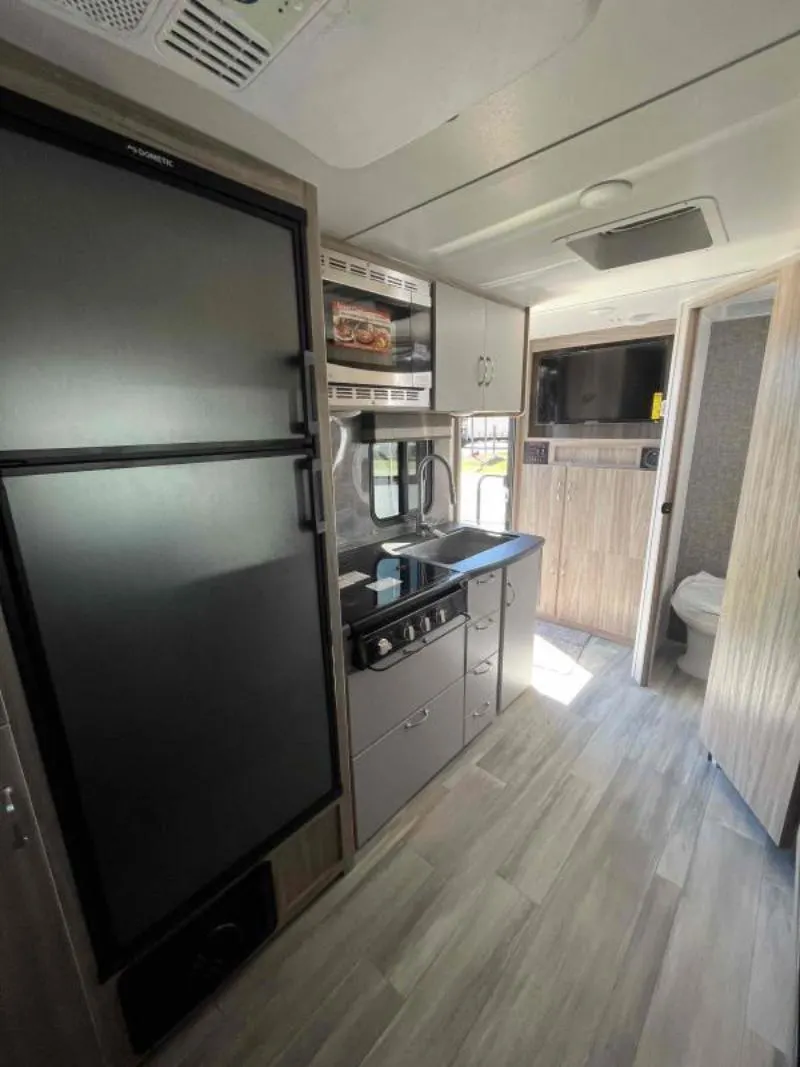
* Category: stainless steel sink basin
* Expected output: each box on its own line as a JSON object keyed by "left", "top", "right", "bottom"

{"left": 400, "top": 527, "right": 516, "bottom": 565}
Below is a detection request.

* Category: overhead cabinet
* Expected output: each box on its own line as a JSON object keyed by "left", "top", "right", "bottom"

{"left": 434, "top": 283, "right": 526, "bottom": 414}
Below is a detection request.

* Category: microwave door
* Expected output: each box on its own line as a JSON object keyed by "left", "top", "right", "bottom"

{"left": 410, "top": 291, "right": 433, "bottom": 391}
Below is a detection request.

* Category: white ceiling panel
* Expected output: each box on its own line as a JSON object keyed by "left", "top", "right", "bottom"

{"left": 351, "top": 40, "right": 800, "bottom": 312}
{"left": 1, "top": 0, "right": 800, "bottom": 236}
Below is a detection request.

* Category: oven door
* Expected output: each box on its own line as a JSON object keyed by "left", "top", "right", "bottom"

{"left": 324, "top": 279, "right": 431, "bottom": 389}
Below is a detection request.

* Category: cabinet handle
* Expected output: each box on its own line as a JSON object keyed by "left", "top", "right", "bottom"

{"left": 472, "top": 662, "right": 493, "bottom": 676}
{"left": 477, "top": 355, "right": 487, "bottom": 386}
{"left": 556, "top": 480, "right": 563, "bottom": 502}
{"left": 404, "top": 707, "right": 430, "bottom": 729}
{"left": 476, "top": 573, "right": 496, "bottom": 585}
{"left": 474, "top": 618, "right": 495, "bottom": 631}
{"left": 506, "top": 579, "right": 516, "bottom": 608}
{"left": 486, "top": 356, "right": 496, "bottom": 385}
{"left": 472, "top": 701, "right": 492, "bottom": 717}
{"left": 2, "top": 786, "right": 16, "bottom": 815}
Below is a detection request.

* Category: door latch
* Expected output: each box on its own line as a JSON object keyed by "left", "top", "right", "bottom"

{"left": 2, "top": 786, "right": 30, "bottom": 849}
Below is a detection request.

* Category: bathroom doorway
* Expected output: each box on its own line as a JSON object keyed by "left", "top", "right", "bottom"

{"left": 634, "top": 272, "right": 780, "bottom": 687}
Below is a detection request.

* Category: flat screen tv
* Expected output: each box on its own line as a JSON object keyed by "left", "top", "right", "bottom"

{"left": 536, "top": 336, "right": 670, "bottom": 425}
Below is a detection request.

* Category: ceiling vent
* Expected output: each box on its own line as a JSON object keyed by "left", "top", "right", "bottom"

{"left": 157, "top": 0, "right": 270, "bottom": 89}
{"left": 29, "top": 0, "right": 156, "bottom": 32}
{"left": 556, "top": 199, "right": 727, "bottom": 271}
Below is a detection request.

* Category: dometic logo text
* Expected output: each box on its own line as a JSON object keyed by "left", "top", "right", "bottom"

{"left": 126, "top": 144, "right": 175, "bottom": 168}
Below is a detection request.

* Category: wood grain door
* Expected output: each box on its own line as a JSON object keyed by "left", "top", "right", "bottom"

{"left": 701, "top": 263, "right": 800, "bottom": 845}
{"left": 0, "top": 725, "right": 102, "bottom": 1067}
{"left": 558, "top": 467, "right": 655, "bottom": 639}
{"left": 517, "top": 463, "right": 565, "bottom": 617}
{"left": 557, "top": 466, "right": 604, "bottom": 630}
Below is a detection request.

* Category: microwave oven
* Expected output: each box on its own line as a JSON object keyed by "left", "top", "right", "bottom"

{"left": 321, "top": 249, "right": 432, "bottom": 410}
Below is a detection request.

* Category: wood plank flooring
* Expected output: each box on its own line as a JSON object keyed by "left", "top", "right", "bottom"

{"left": 152, "top": 640, "right": 797, "bottom": 1067}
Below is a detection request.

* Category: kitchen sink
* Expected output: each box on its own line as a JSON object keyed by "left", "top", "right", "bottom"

{"left": 399, "top": 527, "right": 516, "bottom": 565}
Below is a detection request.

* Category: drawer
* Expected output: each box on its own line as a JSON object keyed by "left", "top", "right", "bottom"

{"left": 467, "top": 611, "right": 500, "bottom": 670}
{"left": 353, "top": 677, "right": 465, "bottom": 846}
{"left": 347, "top": 621, "right": 466, "bottom": 755}
{"left": 465, "top": 653, "right": 498, "bottom": 745}
{"left": 468, "top": 569, "right": 502, "bottom": 621}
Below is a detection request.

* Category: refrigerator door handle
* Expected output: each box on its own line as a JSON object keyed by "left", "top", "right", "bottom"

{"left": 296, "top": 459, "right": 326, "bottom": 535}
{"left": 303, "top": 351, "right": 319, "bottom": 438}
{"left": 310, "top": 459, "right": 327, "bottom": 535}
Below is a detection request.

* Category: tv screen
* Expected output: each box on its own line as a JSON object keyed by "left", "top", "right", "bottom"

{"left": 536, "top": 337, "right": 669, "bottom": 424}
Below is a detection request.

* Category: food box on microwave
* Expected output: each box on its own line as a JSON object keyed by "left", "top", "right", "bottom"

{"left": 332, "top": 301, "right": 393, "bottom": 354}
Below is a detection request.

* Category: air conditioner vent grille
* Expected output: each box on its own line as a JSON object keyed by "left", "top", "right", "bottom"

{"left": 328, "top": 384, "right": 429, "bottom": 409}
{"left": 159, "top": 0, "right": 269, "bottom": 89}
{"left": 41, "top": 0, "right": 154, "bottom": 32}
{"left": 320, "top": 249, "right": 431, "bottom": 307}
{"left": 600, "top": 205, "right": 698, "bottom": 237}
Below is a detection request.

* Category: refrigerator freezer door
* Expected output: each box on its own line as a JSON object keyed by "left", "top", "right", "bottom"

{"left": 0, "top": 126, "right": 309, "bottom": 452}
{"left": 2, "top": 454, "right": 336, "bottom": 965}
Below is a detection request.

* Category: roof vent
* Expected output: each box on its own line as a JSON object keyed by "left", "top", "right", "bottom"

{"left": 158, "top": 0, "right": 270, "bottom": 89}
{"left": 557, "top": 200, "right": 726, "bottom": 271}
{"left": 28, "top": 0, "right": 156, "bottom": 32}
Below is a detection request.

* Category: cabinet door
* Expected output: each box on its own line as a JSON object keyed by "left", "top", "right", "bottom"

{"left": 558, "top": 466, "right": 654, "bottom": 638}
{"left": 557, "top": 467, "right": 605, "bottom": 630}
{"left": 433, "top": 283, "right": 486, "bottom": 412}
{"left": 0, "top": 726, "right": 102, "bottom": 1067}
{"left": 595, "top": 469, "right": 656, "bottom": 639}
{"left": 484, "top": 301, "right": 526, "bottom": 413}
{"left": 500, "top": 551, "right": 542, "bottom": 711}
{"left": 517, "top": 464, "right": 565, "bottom": 617}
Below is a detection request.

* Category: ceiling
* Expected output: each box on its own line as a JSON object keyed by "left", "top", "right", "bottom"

{"left": 3, "top": 0, "right": 800, "bottom": 330}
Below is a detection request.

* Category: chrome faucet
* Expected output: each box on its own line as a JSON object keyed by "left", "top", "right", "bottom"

{"left": 415, "top": 453, "right": 457, "bottom": 536}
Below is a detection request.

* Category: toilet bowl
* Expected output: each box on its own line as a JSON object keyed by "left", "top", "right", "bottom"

{"left": 671, "top": 572, "right": 725, "bottom": 681}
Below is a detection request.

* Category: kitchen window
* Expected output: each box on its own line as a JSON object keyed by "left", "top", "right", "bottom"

{"left": 369, "top": 441, "right": 433, "bottom": 523}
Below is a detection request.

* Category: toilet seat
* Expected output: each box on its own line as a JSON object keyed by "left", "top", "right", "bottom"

{"left": 671, "top": 572, "right": 725, "bottom": 637}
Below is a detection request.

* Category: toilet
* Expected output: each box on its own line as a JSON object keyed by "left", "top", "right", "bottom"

{"left": 671, "top": 572, "right": 726, "bottom": 681}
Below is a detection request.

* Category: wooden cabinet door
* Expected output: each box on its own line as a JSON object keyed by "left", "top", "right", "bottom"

{"left": 557, "top": 467, "right": 655, "bottom": 638}
{"left": 595, "top": 468, "right": 656, "bottom": 639}
{"left": 701, "top": 264, "right": 800, "bottom": 845}
{"left": 0, "top": 725, "right": 102, "bottom": 1067}
{"left": 557, "top": 466, "right": 604, "bottom": 630}
{"left": 433, "top": 282, "right": 486, "bottom": 412}
{"left": 517, "top": 463, "right": 565, "bottom": 617}
{"left": 484, "top": 301, "right": 525, "bottom": 413}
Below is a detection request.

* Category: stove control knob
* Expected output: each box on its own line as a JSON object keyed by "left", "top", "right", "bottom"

{"left": 420, "top": 616, "right": 433, "bottom": 634}
{"left": 402, "top": 623, "right": 416, "bottom": 642}
{"left": 436, "top": 606, "right": 449, "bottom": 625}
{"left": 376, "top": 637, "right": 393, "bottom": 658}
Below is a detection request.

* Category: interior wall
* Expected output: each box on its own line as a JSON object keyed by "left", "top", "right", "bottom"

{"left": 330, "top": 416, "right": 453, "bottom": 549}
{"left": 668, "top": 314, "right": 770, "bottom": 635}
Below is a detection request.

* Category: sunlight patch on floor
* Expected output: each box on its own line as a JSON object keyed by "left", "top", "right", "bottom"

{"left": 532, "top": 635, "right": 593, "bottom": 706}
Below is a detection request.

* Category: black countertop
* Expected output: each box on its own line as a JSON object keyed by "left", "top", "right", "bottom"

{"left": 338, "top": 526, "right": 545, "bottom": 635}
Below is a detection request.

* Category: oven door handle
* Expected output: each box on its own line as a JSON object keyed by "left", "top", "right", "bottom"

{"left": 364, "top": 614, "right": 468, "bottom": 672}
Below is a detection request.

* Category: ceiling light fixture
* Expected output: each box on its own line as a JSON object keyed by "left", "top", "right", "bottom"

{"left": 579, "top": 180, "right": 634, "bottom": 209}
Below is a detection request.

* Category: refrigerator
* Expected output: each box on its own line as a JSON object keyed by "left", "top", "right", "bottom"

{"left": 0, "top": 93, "right": 338, "bottom": 979}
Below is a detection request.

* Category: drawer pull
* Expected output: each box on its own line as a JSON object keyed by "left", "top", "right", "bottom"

{"left": 472, "top": 663, "right": 493, "bottom": 676}
{"left": 476, "top": 573, "right": 496, "bottom": 585}
{"left": 404, "top": 708, "right": 430, "bottom": 729}
{"left": 474, "top": 618, "right": 495, "bottom": 631}
{"left": 472, "top": 701, "right": 492, "bottom": 718}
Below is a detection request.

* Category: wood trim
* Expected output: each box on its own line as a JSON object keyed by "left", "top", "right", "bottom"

{"left": 511, "top": 333, "right": 535, "bottom": 529}
{"left": 632, "top": 302, "right": 699, "bottom": 684}
{"left": 531, "top": 319, "right": 675, "bottom": 352}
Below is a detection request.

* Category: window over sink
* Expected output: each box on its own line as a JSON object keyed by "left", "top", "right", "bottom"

{"left": 369, "top": 440, "right": 432, "bottom": 523}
